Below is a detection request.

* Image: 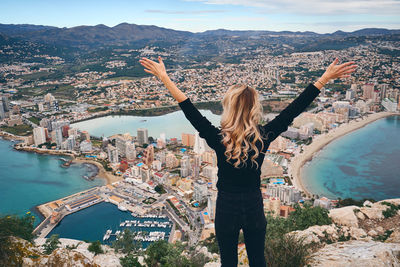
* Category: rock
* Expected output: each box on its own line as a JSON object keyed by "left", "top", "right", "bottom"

{"left": 329, "top": 206, "right": 359, "bottom": 227}
{"left": 386, "top": 230, "right": 400, "bottom": 243}
{"left": 204, "top": 262, "right": 221, "bottom": 267}
{"left": 310, "top": 240, "right": 400, "bottom": 267}
{"left": 360, "top": 206, "right": 384, "bottom": 220}
{"left": 363, "top": 200, "right": 373, "bottom": 207}
{"left": 355, "top": 210, "right": 365, "bottom": 220}
{"left": 376, "top": 226, "right": 385, "bottom": 235}
{"left": 93, "top": 254, "right": 122, "bottom": 267}
{"left": 348, "top": 227, "right": 368, "bottom": 240}
{"left": 378, "top": 198, "right": 400, "bottom": 206}
{"left": 368, "top": 230, "right": 378, "bottom": 237}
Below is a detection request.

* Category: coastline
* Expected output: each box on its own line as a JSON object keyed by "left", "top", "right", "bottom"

{"left": 288, "top": 111, "right": 399, "bottom": 198}
{"left": 13, "top": 144, "right": 122, "bottom": 185}
{"left": 73, "top": 157, "right": 123, "bottom": 184}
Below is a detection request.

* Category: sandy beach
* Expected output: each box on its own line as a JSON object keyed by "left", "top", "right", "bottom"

{"left": 73, "top": 157, "right": 123, "bottom": 184}
{"left": 288, "top": 111, "right": 399, "bottom": 197}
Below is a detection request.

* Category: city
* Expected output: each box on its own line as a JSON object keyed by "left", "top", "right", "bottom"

{"left": 1, "top": 14, "right": 400, "bottom": 267}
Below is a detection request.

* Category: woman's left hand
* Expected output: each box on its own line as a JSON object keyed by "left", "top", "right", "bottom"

{"left": 139, "top": 56, "right": 168, "bottom": 79}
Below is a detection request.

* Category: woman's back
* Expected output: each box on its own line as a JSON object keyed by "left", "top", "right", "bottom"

{"left": 178, "top": 82, "right": 321, "bottom": 193}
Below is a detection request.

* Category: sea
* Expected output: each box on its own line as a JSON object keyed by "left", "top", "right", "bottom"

{"left": 0, "top": 138, "right": 105, "bottom": 224}
{"left": 71, "top": 109, "right": 221, "bottom": 139}
{"left": 301, "top": 115, "right": 400, "bottom": 201}
{"left": 47, "top": 202, "right": 172, "bottom": 248}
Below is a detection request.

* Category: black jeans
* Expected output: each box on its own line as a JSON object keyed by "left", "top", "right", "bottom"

{"left": 215, "top": 188, "right": 267, "bottom": 267}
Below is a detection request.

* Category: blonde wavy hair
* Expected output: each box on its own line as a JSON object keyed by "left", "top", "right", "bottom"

{"left": 220, "top": 84, "right": 267, "bottom": 169}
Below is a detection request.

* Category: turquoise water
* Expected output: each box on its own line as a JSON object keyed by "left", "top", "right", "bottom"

{"left": 71, "top": 109, "right": 221, "bottom": 139}
{"left": 302, "top": 115, "right": 400, "bottom": 201}
{"left": 0, "top": 139, "right": 105, "bottom": 223}
{"left": 48, "top": 202, "right": 172, "bottom": 248}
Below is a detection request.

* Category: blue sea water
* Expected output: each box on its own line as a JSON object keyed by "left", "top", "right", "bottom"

{"left": 48, "top": 202, "right": 172, "bottom": 248}
{"left": 0, "top": 139, "right": 105, "bottom": 223}
{"left": 302, "top": 115, "right": 400, "bottom": 201}
{"left": 71, "top": 109, "right": 221, "bottom": 139}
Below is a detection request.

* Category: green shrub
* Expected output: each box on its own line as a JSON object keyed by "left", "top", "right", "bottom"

{"left": 381, "top": 202, "right": 400, "bottom": 218}
{"left": 88, "top": 240, "right": 103, "bottom": 255}
{"left": 43, "top": 234, "right": 61, "bottom": 255}
{"left": 120, "top": 254, "right": 143, "bottom": 267}
{"left": 265, "top": 234, "right": 313, "bottom": 267}
{"left": 112, "top": 229, "right": 142, "bottom": 254}
{"left": 288, "top": 203, "right": 332, "bottom": 231}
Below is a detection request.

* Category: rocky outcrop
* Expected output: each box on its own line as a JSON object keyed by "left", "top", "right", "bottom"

{"left": 309, "top": 240, "right": 400, "bottom": 267}
{"left": 329, "top": 205, "right": 359, "bottom": 227}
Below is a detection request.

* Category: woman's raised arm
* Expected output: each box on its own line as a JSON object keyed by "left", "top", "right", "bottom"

{"left": 139, "top": 56, "right": 187, "bottom": 103}
{"left": 139, "top": 56, "right": 222, "bottom": 150}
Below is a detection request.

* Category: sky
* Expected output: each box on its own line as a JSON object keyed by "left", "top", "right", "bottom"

{"left": 1, "top": 0, "right": 400, "bottom": 33}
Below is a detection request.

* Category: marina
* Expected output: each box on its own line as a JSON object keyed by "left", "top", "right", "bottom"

{"left": 47, "top": 202, "right": 174, "bottom": 249}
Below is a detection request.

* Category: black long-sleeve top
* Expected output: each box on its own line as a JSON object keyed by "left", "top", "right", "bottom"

{"left": 178, "top": 83, "right": 321, "bottom": 193}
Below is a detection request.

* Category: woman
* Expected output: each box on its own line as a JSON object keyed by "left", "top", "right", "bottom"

{"left": 140, "top": 57, "right": 357, "bottom": 266}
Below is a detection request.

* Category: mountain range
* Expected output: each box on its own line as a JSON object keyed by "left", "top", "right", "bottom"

{"left": 1, "top": 23, "right": 399, "bottom": 48}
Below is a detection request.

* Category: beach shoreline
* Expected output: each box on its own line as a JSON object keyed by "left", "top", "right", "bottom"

{"left": 13, "top": 143, "right": 122, "bottom": 185}
{"left": 288, "top": 111, "right": 399, "bottom": 198}
{"left": 73, "top": 157, "right": 123, "bottom": 184}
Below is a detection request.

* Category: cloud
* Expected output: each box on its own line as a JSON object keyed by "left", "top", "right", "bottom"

{"left": 145, "top": 9, "right": 227, "bottom": 14}
{"left": 184, "top": 0, "right": 400, "bottom": 15}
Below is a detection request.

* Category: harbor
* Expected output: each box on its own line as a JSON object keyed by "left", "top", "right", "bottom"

{"left": 34, "top": 178, "right": 177, "bottom": 248}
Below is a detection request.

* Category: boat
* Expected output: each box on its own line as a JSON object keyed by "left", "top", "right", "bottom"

{"left": 118, "top": 205, "right": 128, "bottom": 211}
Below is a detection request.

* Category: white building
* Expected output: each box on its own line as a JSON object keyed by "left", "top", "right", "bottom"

{"left": 266, "top": 184, "right": 302, "bottom": 205}
{"left": 194, "top": 180, "right": 208, "bottom": 202}
{"left": 33, "top": 127, "right": 46, "bottom": 146}
{"left": 107, "top": 145, "right": 119, "bottom": 163}
{"left": 382, "top": 98, "right": 398, "bottom": 112}
{"left": 80, "top": 140, "right": 93, "bottom": 153}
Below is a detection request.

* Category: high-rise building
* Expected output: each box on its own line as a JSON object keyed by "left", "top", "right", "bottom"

{"left": 1, "top": 95, "right": 10, "bottom": 110}
{"left": 201, "top": 151, "right": 217, "bottom": 167}
{"left": 33, "top": 127, "right": 46, "bottom": 146}
{"left": 126, "top": 142, "right": 136, "bottom": 162}
{"left": 362, "top": 84, "right": 374, "bottom": 100}
{"left": 194, "top": 180, "right": 208, "bottom": 202}
{"left": 180, "top": 155, "right": 191, "bottom": 178}
{"left": 137, "top": 128, "right": 148, "bottom": 146}
{"left": 266, "top": 184, "right": 302, "bottom": 205}
{"left": 202, "top": 165, "right": 218, "bottom": 190}
{"left": 0, "top": 101, "right": 5, "bottom": 119}
{"left": 66, "top": 136, "right": 76, "bottom": 151}
{"left": 80, "top": 140, "right": 93, "bottom": 153}
{"left": 345, "top": 89, "right": 355, "bottom": 100}
{"left": 207, "top": 191, "right": 217, "bottom": 221}
{"left": 143, "top": 144, "right": 154, "bottom": 166}
{"left": 80, "top": 131, "right": 90, "bottom": 141}
{"left": 107, "top": 144, "right": 119, "bottom": 163}
{"left": 115, "top": 136, "right": 128, "bottom": 157}
{"left": 55, "top": 128, "right": 63, "bottom": 148}
{"left": 194, "top": 131, "right": 208, "bottom": 155}
{"left": 181, "top": 133, "right": 195, "bottom": 147}
{"left": 193, "top": 154, "right": 202, "bottom": 179}
{"left": 166, "top": 153, "right": 178, "bottom": 168}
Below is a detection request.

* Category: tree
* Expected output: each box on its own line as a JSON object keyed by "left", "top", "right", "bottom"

{"left": 120, "top": 254, "right": 143, "bottom": 267}
{"left": 88, "top": 240, "right": 103, "bottom": 255}
{"left": 43, "top": 234, "right": 61, "bottom": 255}
{"left": 112, "top": 229, "right": 142, "bottom": 254}
{"left": 0, "top": 214, "right": 35, "bottom": 266}
{"left": 288, "top": 203, "right": 331, "bottom": 231}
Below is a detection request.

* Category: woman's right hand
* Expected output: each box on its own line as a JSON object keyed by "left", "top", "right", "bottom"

{"left": 139, "top": 56, "right": 168, "bottom": 80}
{"left": 320, "top": 58, "right": 358, "bottom": 84}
